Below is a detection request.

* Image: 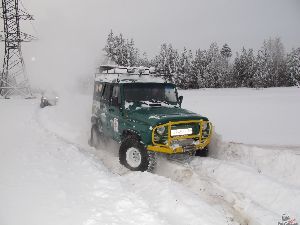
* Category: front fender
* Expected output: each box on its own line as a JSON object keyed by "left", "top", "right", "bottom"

{"left": 121, "top": 120, "right": 153, "bottom": 145}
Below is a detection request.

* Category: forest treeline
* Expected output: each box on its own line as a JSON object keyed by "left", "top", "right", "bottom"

{"left": 103, "top": 30, "right": 300, "bottom": 89}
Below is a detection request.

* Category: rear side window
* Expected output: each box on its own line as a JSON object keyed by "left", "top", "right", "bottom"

{"left": 93, "top": 82, "right": 103, "bottom": 100}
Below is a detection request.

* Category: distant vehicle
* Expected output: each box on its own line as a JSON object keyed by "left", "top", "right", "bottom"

{"left": 40, "top": 91, "right": 59, "bottom": 108}
{"left": 89, "top": 65, "right": 212, "bottom": 171}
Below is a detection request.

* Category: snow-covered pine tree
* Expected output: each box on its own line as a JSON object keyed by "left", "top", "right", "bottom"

{"left": 154, "top": 43, "right": 170, "bottom": 79}
{"left": 221, "top": 43, "right": 232, "bottom": 59}
{"left": 177, "top": 47, "right": 193, "bottom": 89}
{"left": 103, "top": 30, "right": 117, "bottom": 64}
{"left": 191, "top": 49, "right": 208, "bottom": 88}
{"left": 203, "top": 42, "right": 231, "bottom": 88}
{"left": 116, "top": 34, "right": 128, "bottom": 66}
{"left": 126, "top": 39, "right": 139, "bottom": 67}
{"left": 203, "top": 43, "right": 219, "bottom": 88}
{"left": 254, "top": 38, "right": 288, "bottom": 88}
{"left": 137, "top": 52, "right": 151, "bottom": 67}
{"left": 287, "top": 48, "right": 300, "bottom": 87}
{"left": 232, "top": 48, "right": 257, "bottom": 87}
{"left": 153, "top": 43, "right": 180, "bottom": 83}
{"left": 219, "top": 44, "right": 233, "bottom": 87}
{"left": 167, "top": 44, "right": 180, "bottom": 82}
{"left": 253, "top": 48, "right": 268, "bottom": 88}
{"left": 103, "top": 31, "right": 140, "bottom": 67}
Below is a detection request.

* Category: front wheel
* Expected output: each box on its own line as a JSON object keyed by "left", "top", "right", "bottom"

{"left": 119, "top": 136, "right": 154, "bottom": 172}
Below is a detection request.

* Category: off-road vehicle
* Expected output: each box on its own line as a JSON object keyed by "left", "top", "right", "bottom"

{"left": 89, "top": 65, "right": 212, "bottom": 171}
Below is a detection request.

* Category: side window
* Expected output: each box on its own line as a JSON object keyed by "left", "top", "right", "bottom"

{"left": 102, "top": 83, "right": 112, "bottom": 102}
{"left": 112, "top": 85, "right": 120, "bottom": 104}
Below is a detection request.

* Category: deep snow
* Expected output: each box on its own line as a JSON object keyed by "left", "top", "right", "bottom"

{"left": 1, "top": 87, "right": 300, "bottom": 225}
{"left": 0, "top": 100, "right": 227, "bottom": 225}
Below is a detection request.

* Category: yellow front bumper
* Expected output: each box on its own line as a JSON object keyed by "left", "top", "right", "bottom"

{"left": 147, "top": 144, "right": 209, "bottom": 154}
{"left": 147, "top": 120, "right": 212, "bottom": 154}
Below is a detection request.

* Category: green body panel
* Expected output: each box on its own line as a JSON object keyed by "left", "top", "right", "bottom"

{"left": 92, "top": 82, "right": 209, "bottom": 146}
{"left": 123, "top": 107, "right": 208, "bottom": 145}
{"left": 127, "top": 107, "right": 208, "bottom": 127}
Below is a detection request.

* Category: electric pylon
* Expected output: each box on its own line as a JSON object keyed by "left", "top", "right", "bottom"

{"left": 0, "top": 0, "right": 35, "bottom": 98}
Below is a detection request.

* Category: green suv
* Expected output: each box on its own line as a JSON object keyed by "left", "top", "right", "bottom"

{"left": 89, "top": 66, "right": 212, "bottom": 171}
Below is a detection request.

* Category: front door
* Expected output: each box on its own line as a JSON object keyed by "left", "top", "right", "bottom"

{"left": 108, "top": 84, "right": 122, "bottom": 141}
{"left": 99, "top": 83, "right": 112, "bottom": 136}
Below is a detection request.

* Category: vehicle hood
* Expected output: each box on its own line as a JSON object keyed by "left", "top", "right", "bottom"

{"left": 126, "top": 106, "right": 208, "bottom": 127}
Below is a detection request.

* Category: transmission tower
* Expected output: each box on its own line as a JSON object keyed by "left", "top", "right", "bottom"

{"left": 0, "top": 0, "right": 35, "bottom": 98}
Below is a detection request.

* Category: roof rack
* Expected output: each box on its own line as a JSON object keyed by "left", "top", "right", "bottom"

{"left": 98, "top": 65, "right": 154, "bottom": 75}
{"left": 95, "top": 65, "right": 169, "bottom": 84}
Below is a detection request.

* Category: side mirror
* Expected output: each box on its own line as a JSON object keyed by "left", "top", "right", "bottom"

{"left": 178, "top": 96, "right": 183, "bottom": 105}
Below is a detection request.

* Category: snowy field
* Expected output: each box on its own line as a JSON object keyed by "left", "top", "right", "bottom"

{"left": 1, "top": 87, "right": 300, "bottom": 225}
{"left": 181, "top": 87, "right": 300, "bottom": 146}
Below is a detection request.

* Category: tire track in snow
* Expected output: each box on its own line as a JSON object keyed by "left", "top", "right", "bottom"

{"left": 36, "top": 107, "right": 249, "bottom": 225}
{"left": 154, "top": 156, "right": 250, "bottom": 225}
{"left": 35, "top": 106, "right": 238, "bottom": 225}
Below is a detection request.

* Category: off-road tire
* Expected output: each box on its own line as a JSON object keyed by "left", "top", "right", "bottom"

{"left": 195, "top": 146, "right": 209, "bottom": 157}
{"left": 119, "top": 135, "right": 152, "bottom": 172}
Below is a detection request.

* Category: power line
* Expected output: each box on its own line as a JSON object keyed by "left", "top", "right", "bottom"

{"left": 0, "top": 0, "right": 36, "bottom": 98}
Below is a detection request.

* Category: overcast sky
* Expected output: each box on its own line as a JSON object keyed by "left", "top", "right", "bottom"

{"left": 95, "top": 0, "right": 300, "bottom": 55}
{"left": 1, "top": 0, "right": 300, "bottom": 90}
{"left": 27, "top": 0, "right": 300, "bottom": 54}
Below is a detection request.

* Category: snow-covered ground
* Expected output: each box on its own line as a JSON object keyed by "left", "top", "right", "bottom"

{"left": 181, "top": 87, "right": 300, "bottom": 146}
{"left": 0, "top": 99, "right": 228, "bottom": 225}
{"left": 1, "top": 87, "right": 300, "bottom": 225}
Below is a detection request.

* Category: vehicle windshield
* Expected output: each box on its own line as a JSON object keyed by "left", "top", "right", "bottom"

{"left": 124, "top": 83, "right": 177, "bottom": 104}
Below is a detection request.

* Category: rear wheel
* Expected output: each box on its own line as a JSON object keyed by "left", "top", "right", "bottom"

{"left": 119, "top": 136, "right": 154, "bottom": 171}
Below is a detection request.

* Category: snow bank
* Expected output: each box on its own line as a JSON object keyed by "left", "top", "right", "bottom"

{"left": 180, "top": 87, "right": 300, "bottom": 146}
{"left": 209, "top": 132, "right": 300, "bottom": 188}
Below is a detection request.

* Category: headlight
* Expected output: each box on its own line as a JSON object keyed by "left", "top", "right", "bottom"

{"left": 156, "top": 126, "right": 166, "bottom": 135}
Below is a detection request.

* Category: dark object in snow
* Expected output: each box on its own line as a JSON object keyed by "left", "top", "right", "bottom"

{"left": 89, "top": 65, "right": 212, "bottom": 171}
{"left": 278, "top": 214, "right": 298, "bottom": 225}
{"left": 40, "top": 92, "right": 58, "bottom": 108}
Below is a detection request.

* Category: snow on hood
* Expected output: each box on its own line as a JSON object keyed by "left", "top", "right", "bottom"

{"left": 126, "top": 106, "right": 207, "bottom": 126}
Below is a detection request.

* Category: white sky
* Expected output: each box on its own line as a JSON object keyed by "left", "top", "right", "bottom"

{"left": 1, "top": 0, "right": 300, "bottom": 90}
{"left": 19, "top": 0, "right": 300, "bottom": 54}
